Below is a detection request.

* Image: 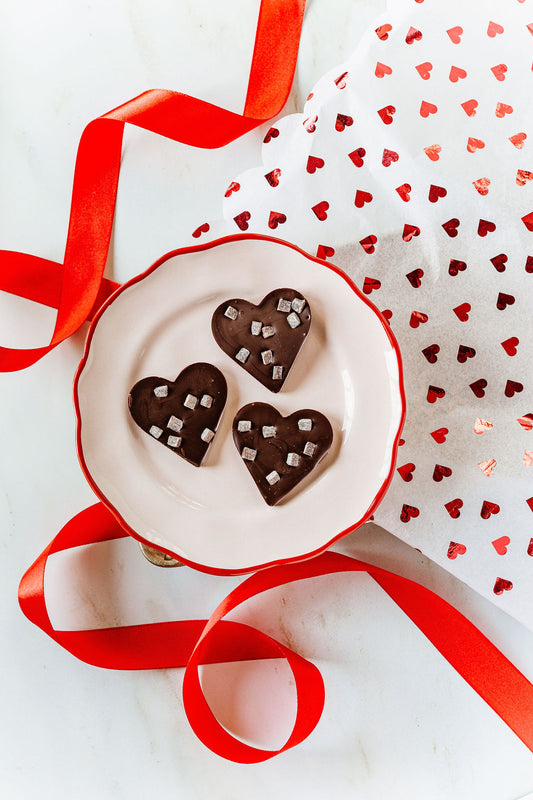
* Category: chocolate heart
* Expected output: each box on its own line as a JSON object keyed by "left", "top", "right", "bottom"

{"left": 128, "top": 363, "right": 227, "bottom": 467}
{"left": 233, "top": 403, "right": 333, "bottom": 505}
{"left": 212, "top": 289, "right": 311, "bottom": 392}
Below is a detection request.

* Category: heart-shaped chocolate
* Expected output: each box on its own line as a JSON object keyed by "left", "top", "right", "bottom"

{"left": 128, "top": 363, "right": 227, "bottom": 467}
{"left": 211, "top": 289, "right": 311, "bottom": 392}
{"left": 233, "top": 402, "right": 333, "bottom": 505}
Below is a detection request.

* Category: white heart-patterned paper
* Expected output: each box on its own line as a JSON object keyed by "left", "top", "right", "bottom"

{"left": 194, "top": 0, "right": 533, "bottom": 628}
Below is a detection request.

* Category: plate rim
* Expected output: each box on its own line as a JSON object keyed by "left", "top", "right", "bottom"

{"left": 73, "top": 233, "right": 406, "bottom": 575}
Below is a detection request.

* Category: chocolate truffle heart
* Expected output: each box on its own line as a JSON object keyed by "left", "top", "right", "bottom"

{"left": 211, "top": 289, "right": 311, "bottom": 392}
{"left": 128, "top": 363, "right": 227, "bottom": 467}
{"left": 233, "top": 402, "right": 333, "bottom": 505}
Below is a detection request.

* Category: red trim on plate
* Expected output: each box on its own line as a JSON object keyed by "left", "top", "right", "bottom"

{"left": 73, "top": 234, "right": 406, "bottom": 576}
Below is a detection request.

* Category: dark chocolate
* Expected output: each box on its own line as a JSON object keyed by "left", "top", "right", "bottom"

{"left": 211, "top": 289, "right": 311, "bottom": 392}
{"left": 128, "top": 363, "right": 227, "bottom": 467}
{"left": 233, "top": 402, "right": 333, "bottom": 505}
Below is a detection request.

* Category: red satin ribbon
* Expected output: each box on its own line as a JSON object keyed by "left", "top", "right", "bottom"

{"left": 19, "top": 502, "right": 533, "bottom": 763}
{"left": 0, "top": 0, "right": 306, "bottom": 372}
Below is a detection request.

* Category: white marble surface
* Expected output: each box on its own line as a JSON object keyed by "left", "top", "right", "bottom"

{"left": 1, "top": 1, "right": 533, "bottom": 797}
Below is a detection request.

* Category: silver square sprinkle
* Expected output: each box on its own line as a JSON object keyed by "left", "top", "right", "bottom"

{"left": 303, "top": 441, "right": 317, "bottom": 457}
{"left": 251, "top": 321, "right": 262, "bottom": 336}
{"left": 167, "top": 435, "right": 181, "bottom": 448}
{"left": 237, "top": 420, "right": 252, "bottom": 432}
{"left": 266, "top": 470, "right": 280, "bottom": 485}
{"left": 277, "top": 299, "right": 292, "bottom": 313}
{"left": 184, "top": 394, "right": 198, "bottom": 409}
{"left": 262, "top": 325, "right": 275, "bottom": 339}
{"left": 201, "top": 428, "right": 215, "bottom": 443}
{"left": 224, "top": 305, "right": 238, "bottom": 320}
{"left": 291, "top": 298, "right": 305, "bottom": 314}
{"left": 200, "top": 394, "right": 213, "bottom": 408}
{"left": 286, "top": 452, "right": 301, "bottom": 467}
{"left": 262, "top": 425, "right": 276, "bottom": 438}
{"left": 242, "top": 447, "right": 257, "bottom": 462}
{"left": 153, "top": 385, "right": 168, "bottom": 398}
{"left": 261, "top": 349, "right": 274, "bottom": 365}
{"left": 298, "top": 418, "right": 313, "bottom": 431}
{"left": 287, "top": 312, "right": 301, "bottom": 329}
{"left": 149, "top": 425, "right": 163, "bottom": 439}
{"left": 167, "top": 415, "right": 184, "bottom": 432}
{"left": 272, "top": 365, "right": 284, "bottom": 380}
{"left": 235, "top": 347, "right": 250, "bottom": 363}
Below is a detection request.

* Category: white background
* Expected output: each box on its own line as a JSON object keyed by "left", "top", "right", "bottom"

{"left": 1, "top": 1, "right": 533, "bottom": 797}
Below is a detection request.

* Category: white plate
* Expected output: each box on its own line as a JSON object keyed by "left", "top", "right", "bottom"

{"left": 74, "top": 235, "right": 405, "bottom": 574}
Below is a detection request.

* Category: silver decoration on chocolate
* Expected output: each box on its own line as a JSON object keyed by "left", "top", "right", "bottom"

{"left": 303, "top": 441, "right": 317, "bottom": 457}
{"left": 200, "top": 394, "right": 213, "bottom": 408}
{"left": 277, "top": 299, "right": 291, "bottom": 313}
{"left": 237, "top": 420, "right": 252, "bottom": 432}
{"left": 235, "top": 347, "right": 251, "bottom": 363}
{"left": 149, "top": 425, "right": 163, "bottom": 439}
{"left": 184, "top": 393, "right": 198, "bottom": 409}
{"left": 251, "top": 321, "right": 262, "bottom": 336}
{"left": 298, "top": 418, "right": 313, "bottom": 431}
{"left": 201, "top": 428, "right": 215, "bottom": 443}
{"left": 261, "top": 325, "right": 275, "bottom": 339}
{"left": 272, "top": 365, "right": 284, "bottom": 380}
{"left": 167, "top": 415, "right": 184, "bottom": 433}
{"left": 153, "top": 385, "right": 168, "bottom": 398}
{"left": 287, "top": 312, "right": 301, "bottom": 329}
{"left": 291, "top": 297, "right": 305, "bottom": 314}
{"left": 167, "top": 435, "right": 181, "bottom": 448}
{"left": 224, "top": 305, "right": 239, "bottom": 320}
{"left": 262, "top": 425, "right": 276, "bottom": 438}
{"left": 261, "top": 349, "right": 274, "bottom": 365}
{"left": 242, "top": 447, "right": 257, "bottom": 461}
{"left": 266, "top": 470, "right": 280, "bottom": 485}
{"left": 286, "top": 452, "right": 301, "bottom": 467}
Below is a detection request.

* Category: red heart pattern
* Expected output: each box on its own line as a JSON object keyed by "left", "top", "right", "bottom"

{"left": 348, "top": 148, "right": 366, "bottom": 167}
{"left": 219, "top": 1, "right": 533, "bottom": 619}
{"left": 447, "top": 542, "right": 467, "bottom": 559}
{"left": 431, "top": 427, "right": 448, "bottom": 444}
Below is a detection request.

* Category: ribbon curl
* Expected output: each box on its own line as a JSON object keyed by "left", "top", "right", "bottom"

{"left": 19, "top": 502, "right": 533, "bottom": 763}
{"left": 0, "top": 0, "right": 306, "bottom": 371}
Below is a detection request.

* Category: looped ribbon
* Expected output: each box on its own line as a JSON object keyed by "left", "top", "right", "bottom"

{"left": 0, "top": 0, "right": 306, "bottom": 372}
{"left": 19, "top": 502, "right": 533, "bottom": 762}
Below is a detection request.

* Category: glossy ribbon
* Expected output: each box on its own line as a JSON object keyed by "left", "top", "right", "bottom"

{"left": 0, "top": 0, "right": 306, "bottom": 372}
{"left": 19, "top": 502, "right": 533, "bottom": 763}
